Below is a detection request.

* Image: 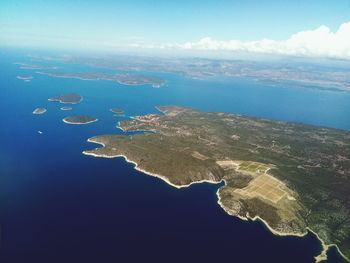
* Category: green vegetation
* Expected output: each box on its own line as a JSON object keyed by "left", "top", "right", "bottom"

{"left": 110, "top": 108, "right": 124, "bottom": 116}
{"left": 110, "top": 108, "right": 124, "bottom": 114}
{"left": 48, "top": 93, "right": 82, "bottom": 104}
{"left": 39, "top": 71, "right": 165, "bottom": 88}
{"left": 83, "top": 106, "right": 350, "bottom": 261}
{"left": 63, "top": 115, "right": 97, "bottom": 124}
{"left": 32, "top": 107, "right": 47, "bottom": 114}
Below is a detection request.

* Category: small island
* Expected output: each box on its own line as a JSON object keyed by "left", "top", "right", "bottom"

{"left": 110, "top": 108, "right": 124, "bottom": 116}
{"left": 14, "top": 62, "right": 58, "bottom": 70}
{"left": 63, "top": 115, "right": 97, "bottom": 125}
{"left": 48, "top": 93, "right": 83, "bottom": 104}
{"left": 60, "top": 106, "right": 72, "bottom": 111}
{"left": 16, "top": 75, "right": 33, "bottom": 81}
{"left": 32, "top": 108, "right": 47, "bottom": 114}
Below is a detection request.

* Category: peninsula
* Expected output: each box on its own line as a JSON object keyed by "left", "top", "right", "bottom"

{"left": 83, "top": 106, "right": 350, "bottom": 262}
{"left": 48, "top": 93, "right": 83, "bottom": 104}
{"left": 63, "top": 115, "right": 97, "bottom": 125}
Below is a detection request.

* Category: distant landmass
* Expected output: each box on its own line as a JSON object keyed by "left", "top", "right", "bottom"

{"left": 63, "top": 115, "right": 97, "bottom": 125}
{"left": 14, "top": 62, "right": 58, "bottom": 70}
{"left": 48, "top": 93, "right": 83, "bottom": 104}
{"left": 42, "top": 55, "right": 350, "bottom": 91}
{"left": 84, "top": 106, "right": 350, "bottom": 262}
{"left": 37, "top": 71, "right": 165, "bottom": 88}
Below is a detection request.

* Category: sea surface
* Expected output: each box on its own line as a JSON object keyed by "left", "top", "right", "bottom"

{"left": 1, "top": 49, "right": 349, "bottom": 263}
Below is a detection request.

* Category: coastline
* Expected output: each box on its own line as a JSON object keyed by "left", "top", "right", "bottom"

{"left": 83, "top": 137, "right": 349, "bottom": 263}
{"left": 215, "top": 190, "right": 337, "bottom": 263}
{"left": 83, "top": 138, "right": 221, "bottom": 189}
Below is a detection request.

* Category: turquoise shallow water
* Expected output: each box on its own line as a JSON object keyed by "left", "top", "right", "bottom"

{"left": 0, "top": 49, "right": 348, "bottom": 263}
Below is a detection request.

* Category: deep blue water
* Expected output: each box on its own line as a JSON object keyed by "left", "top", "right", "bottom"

{"left": 1, "top": 50, "right": 349, "bottom": 263}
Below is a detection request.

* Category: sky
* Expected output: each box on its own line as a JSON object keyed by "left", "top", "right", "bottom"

{"left": 1, "top": 0, "right": 350, "bottom": 59}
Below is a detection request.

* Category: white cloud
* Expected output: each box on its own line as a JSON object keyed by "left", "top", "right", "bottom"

{"left": 138, "top": 22, "right": 350, "bottom": 59}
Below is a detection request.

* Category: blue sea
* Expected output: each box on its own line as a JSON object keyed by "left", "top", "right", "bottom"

{"left": 1, "top": 49, "right": 349, "bottom": 263}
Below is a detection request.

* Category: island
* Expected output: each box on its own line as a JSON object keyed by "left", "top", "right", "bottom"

{"left": 110, "top": 108, "right": 124, "bottom": 116}
{"left": 83, "top": 106, "right": 350, "bottom": 262}
{"left": 32, "top": 108, "right": 47, "bottom": 114}
{"left": 48, "top": 93, "right": 83, "bottom": 104}
{"left": 63, "top": 115, "right": 97, "bottom": 125}
{"left": 60, "top": 106, "right": 72, "bottom": 111}
{"left": 36, "top": 71, "right": 165, "bottom": 88}
{"left": 16, "top": 75, "right": 33, "bottom": 81}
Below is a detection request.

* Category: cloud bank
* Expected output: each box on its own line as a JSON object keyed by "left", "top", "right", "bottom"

{"left": 136, "top": 22, "right": 350, "bottom": 59}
